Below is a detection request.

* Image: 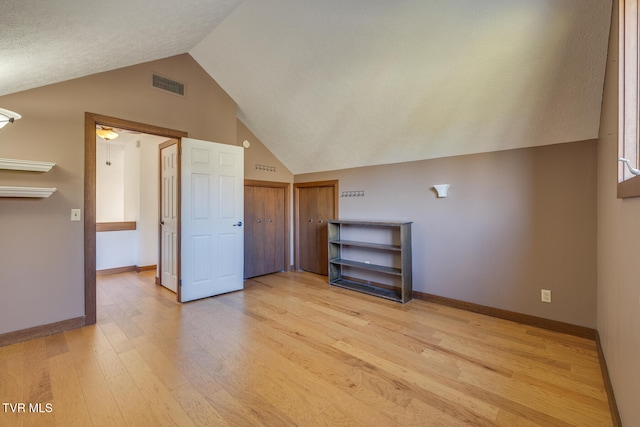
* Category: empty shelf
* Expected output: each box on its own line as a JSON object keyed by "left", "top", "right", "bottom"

{"left": 330, "top": 278, "right": 403, "bottom": 302}
{"left": 329, "top": 258, "right": 402, "bottom": 275}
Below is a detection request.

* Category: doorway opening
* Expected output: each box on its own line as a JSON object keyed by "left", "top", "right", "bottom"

{"left": 84, "top": 112, "right": 187, "bottom": 325}
{"left": 95, "top": 128, "right": 172, "bottom": 278}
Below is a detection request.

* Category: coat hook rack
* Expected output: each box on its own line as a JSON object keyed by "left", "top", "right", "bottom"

{"left": 340, "top": 191, "right": 365, "bottom": 197}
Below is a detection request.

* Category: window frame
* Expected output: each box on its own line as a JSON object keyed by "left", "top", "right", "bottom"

{"left": 618, "top": 0, "right": 640, "bottom": 198}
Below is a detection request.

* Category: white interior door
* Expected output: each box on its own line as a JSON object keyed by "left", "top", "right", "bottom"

{"left": 160, "top": 141, "right": 178, "bottom": 293}
{"left": 180, "top": 138, "right": 244, "bottom": 302}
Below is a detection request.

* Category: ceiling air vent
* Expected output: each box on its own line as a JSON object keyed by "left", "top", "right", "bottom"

{"left": 152, "top": 74, "right": 185, "bottom": 96}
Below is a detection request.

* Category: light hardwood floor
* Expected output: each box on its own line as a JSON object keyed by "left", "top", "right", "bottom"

{"left": 0, "top": 271, "right": 613, "bottom": 426}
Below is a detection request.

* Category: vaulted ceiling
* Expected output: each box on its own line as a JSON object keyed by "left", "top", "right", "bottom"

{"left": 1, "top": 0, "right": 612, "bottom": 174}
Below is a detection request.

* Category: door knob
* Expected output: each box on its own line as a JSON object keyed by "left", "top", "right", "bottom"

{"left": 257, "top": 219, "right": 262, "bottom": 223}
{"left": 308, "top": 219, "right": 314, "bottom": 222}
{"left": 233, "top": 221, "right": 243, "bottom": 227}
{"left": 318, "top": 219, "right": 323, "bottom": 223}
{"left": 160, "top": 220, "right": 165, "bottom": 225}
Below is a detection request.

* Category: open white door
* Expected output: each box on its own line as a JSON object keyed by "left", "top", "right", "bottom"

{"left": 180, "top": 138, "right": 244, "bottom": 302}
{"left": 160, "top": 140, "right": 178, "bottom": 293}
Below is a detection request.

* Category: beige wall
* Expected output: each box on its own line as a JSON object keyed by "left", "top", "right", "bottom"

{"left": 297, "top": 140, "right": 597, "bottom": 327}
{"left": 238, "top": 119, "right": 293, "bottom": 183}
{"left": 0, "top": 54, "right": 237, "bottom": 334}
{"left": 597, "top": 1, "right": 640, "bottom": 424}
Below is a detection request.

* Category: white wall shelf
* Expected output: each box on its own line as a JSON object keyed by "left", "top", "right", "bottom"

{"left": 0, "top": 186, "right": 57, "bottom": 198}
{"left": 0, "top": 158, "right": 56, "bottom": 172}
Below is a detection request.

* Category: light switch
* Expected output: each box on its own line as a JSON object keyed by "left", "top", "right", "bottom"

{"left": 71, "top": 209, "right": 81, "bottom": 221}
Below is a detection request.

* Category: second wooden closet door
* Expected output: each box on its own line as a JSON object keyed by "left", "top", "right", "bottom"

{"left": 298, "top": 185, "right": 335, "bottom": 275}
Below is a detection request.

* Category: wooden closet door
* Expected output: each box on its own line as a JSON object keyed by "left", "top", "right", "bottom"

{"left": 266, "top": 187, "right": 286, "bottom": 273}
{"left": 244, "top": 184, "right": 287, "bottom": 278}
{"left": 244, "top": 186, "right": 258, "bottom": 278}
{"left": 298, "top": 184, "right": 335, "bottom": 275}
{"left": 315, "top": 185, "right": 335, "bottom": 275}
{"left": 299, "top": 187, "right": 318, "bottom": 273}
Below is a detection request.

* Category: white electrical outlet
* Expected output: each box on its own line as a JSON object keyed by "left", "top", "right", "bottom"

{"left": 541, "top": 289, "right": 552, "bottom": 303}
{"left": 71, "top": 209, "right": 81, "bottom": 221}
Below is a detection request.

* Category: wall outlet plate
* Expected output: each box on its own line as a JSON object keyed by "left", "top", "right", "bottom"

{"left": 541, "top": 289, "right": 552, "bottom": 303}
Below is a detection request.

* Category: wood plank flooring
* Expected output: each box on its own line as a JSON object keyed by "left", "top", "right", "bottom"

{"left": 0, "top": 271, "right": 613, "bottom": 426}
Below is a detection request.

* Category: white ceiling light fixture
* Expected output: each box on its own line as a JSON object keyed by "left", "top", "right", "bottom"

{"left": 96, "top": 126, "right": 119, "bottom": 167}
{"left": 0, "top": 108, "right": 21, "bottom": 130}
{"left": 96, "top": 126, "right": 119, "bottom": 141}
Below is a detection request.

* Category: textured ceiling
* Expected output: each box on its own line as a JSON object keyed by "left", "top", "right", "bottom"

{"left": 191, "top": 0, "right": 612, "bottom": 174}
{"left": 1, "top": 0, "right": 612, "bottom": 174}
{"left": 0, "top": 0, "right": 244, "bottom": 96}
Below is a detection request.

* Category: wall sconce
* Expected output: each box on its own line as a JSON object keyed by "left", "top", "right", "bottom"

{"left": 0, "top": 108, "right": 21, "bottom": 130}
{"left": 433, "top": 184, "right": 450, "bottom": 198}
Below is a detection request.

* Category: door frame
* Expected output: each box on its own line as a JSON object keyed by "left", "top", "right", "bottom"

{"left": 293, "top": 180, "right": 339, "bottom": 272}
{"left": 244, "top": 179, "right": 291, "bottom": 275}
{"left": 84, "top": 112, "right": 187, "bottom": 325}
